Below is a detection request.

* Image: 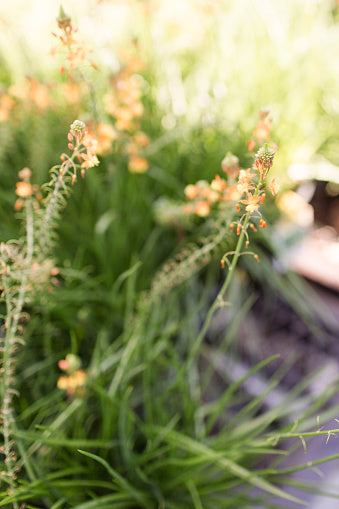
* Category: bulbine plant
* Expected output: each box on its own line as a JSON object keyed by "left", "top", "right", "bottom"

{"left": 0, "top": 5, "right": 338, "bottom": 502}
{"left": 186, "top": 145, "right": 279, "bottom": 363}
{"left": 0, "top": 120, "right": 98, "bottom": 506}
{"left": 0, "top": 111, "right": 338, "bottom": 508}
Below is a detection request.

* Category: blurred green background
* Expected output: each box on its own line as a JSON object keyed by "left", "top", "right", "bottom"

{"left": 0, "top": 2, "right": 339, "bottom": 506}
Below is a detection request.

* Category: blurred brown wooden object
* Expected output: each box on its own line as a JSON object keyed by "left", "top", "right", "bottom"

{"left": 291, "top": 227, "right": 339, "bottom": 291}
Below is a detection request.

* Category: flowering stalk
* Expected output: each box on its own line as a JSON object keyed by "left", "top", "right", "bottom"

{"left": 38, "top": 119, "right": 98, "bottom": 256}
{"left": 187, "top": 143, "right": 276, "bottom": 366}
{"left": 0, "top": 120, "right": 98, "bottom": 504}
{"left": 52, "top": 6, "right": 98, "bottom": 123}
{"left": 0, "top": 191, "right": 34, "bottom": 508}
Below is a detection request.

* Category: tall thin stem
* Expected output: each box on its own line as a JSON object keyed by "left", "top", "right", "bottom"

{"left": 1, "top": 197, "right": 34, "bottom": 508}
{"left": 187, "top": 179, "right": 263, "bottom": 368}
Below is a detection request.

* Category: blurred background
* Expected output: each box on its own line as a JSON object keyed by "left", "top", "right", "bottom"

{"left": 0, "top": 1, "right": 339, "bottom": 506}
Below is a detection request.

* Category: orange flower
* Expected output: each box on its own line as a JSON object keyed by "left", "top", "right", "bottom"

{"left": 134, "top": 132, "right": 150, "bottom": 147}
{"left": 116, "top": 117, "right": 135, "bottom": 132}
{"left": 97, "top": 122, "right": 117, "bottom": 140}
{"left": 184, "top": 184, "right": 200, "bottom": 200}
{"left": 128, "top": 156, "right": 149, "bottom": 173}
{"left": 210, "top": 174, "right": 227, "bottom": 193}
{"left": 58, "top": 359, "right": 69, "bottom": 371}
{"left": 126, "top": 141, "right": 138, "bottom": 155}
{"left": 116, "top": 77, "right": 141, "bottom": 104}
{"left": 237, "top": 169, "right": 255, "bottom": 195}
{"left": 247, "top": 138, "right": 255, "bottom": 152}
{"left": 115, "top": 106, "right": 136, "bottom": 131}
{"left": 224, "top": 184, "right": 241, "bottom": 202}
{"left": 129, "top": 101, "right": 143, "bottom": 118}
{"left": 83, "top": 134, "right": 98, "bottom": 156}
{"left": 52, "top": 7, "right": 95, "bottom": 78}
{"left": 253, "top": 120, "right": 271, "bottom": 141}
{"left": 14, "top": 199, "right": 23, "bottom": 211}
{"left": 29, "top": 78, "right": 51, "bottom": 109}
{"left": 268, "top": 176, "right": 280, "bottom": 196}
{"left": 81, "top": 153, "right": 99, "bottom": 170}
{"left": 241, "top": 192, "right": 261, "bottom": 213}
{"left": 104, "top": 93, "right": 119, "bottom": 116}
{"left": 8, "top": 83, "right": 28, "bottom": 100}
{"left": 57, "top": 353, "right": 87, "bottom": 397}
{"left": 18, "top": 167, "right": 32, "bottom": 180}
{"left": 1, "top": 94, "right": 14, "bottom": 110}
{"left": 57, "top": 369, "right": 87, "bottom": 397}
{"left": 62, "top": 82, "right": 84, "bottom": 104}
{"left": 202, "top": 187, "right": 218, "bottom": 204}
{"left": 194, "top": 201, "right": 210, "bottom": 217}
{"left": 15, "top": 182, "right": 33, "bottom": 198}
{"left": 0, "top": 107, "right": 9, "bottom": 122}
{"left": 119, "top": 49, "right": 145, "bottom": 73}
{"left": 0, "top": 94, "right": 15, "bottom": 122}
{"left": 9, "top": 79, "right": 50, "bottom": 110}
{"left": 95, "top": 122, "right": 117, "bottom": 155}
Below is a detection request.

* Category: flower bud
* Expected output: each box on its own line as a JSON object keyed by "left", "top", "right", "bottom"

{"left": 70, "top": 120, "right": 86, "bottom": 142}
{"left": 221, "top": 152, "right": 239, "bottom": 176}
{"left": 57, "top": 5, "right": 71, "bottom": 30}
{"left": 18, "top": 167, "right": 32, "bottom": 181}
{"left": 70, "top": 119, "right": 86, "bottom": 134}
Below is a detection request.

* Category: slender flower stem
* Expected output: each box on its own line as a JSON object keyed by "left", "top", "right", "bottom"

{"left": 187, "top": 179, "right": 263, "bottom": 368}
{"left": 0, "top": 120, "right": 95, "bottom": 506}
{"left": 64, "top": 23, "right": 98, "bottom": 124}
{"left": 1, "top": 197, "right": 34, "bottom": 509}
{"left": 39, "top": 144, "right": 81, "bottom": 255}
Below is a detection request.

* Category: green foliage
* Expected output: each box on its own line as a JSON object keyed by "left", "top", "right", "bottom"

{"left": 0, "top": 1, "right": 339, "bottom": 507}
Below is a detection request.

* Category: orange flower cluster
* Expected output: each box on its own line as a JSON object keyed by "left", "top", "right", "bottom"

{"left": 81, "top": 134, "right": 99, "bottom": 172}
{"left": 94, "top": 122, "right": 118, "bottom": 155}
{"left": 184, "top": 180, "right": 219, "bottom": 217}
{"left": 15, "top": 181, "right": 32, "bottom": 199}
{"left": 51, "top": 6, "right": 97, "bottom": 77}
{"left": 14, "top": 168, "right": 43, "bottom": 211}
{"left": 0, "top": 94, "right": 15, "bottom": 122}
{"left": 103, "top": 52, "right": 150, "bottom": 172}
{"left": 57, "top": 353, "right": 87, "bottom": 398}
{"left": 9, "top": 78, "right": 51, "bottom": 111}
{"left": 184, "top": 174, "right": 242, "bottom": 217}
{"left": 226, "top": 143, "right": 277, "bottom": 251}
{"left": 60, "top": 81, "right": 86, "bottom": 105}
{"left": 184, "top": 152, "right": 242, "bottom": 217}
{"left": 0, "top": 78, "right": 52, "bottom": 124}
{"left": 247, "top": 108, "right": 272, "bottom": 152}
{"left": 65, "top": 120, "right": 99, "bottom": 181}
{"left": 185, "top": 113, "right": 280, "bottom": 235}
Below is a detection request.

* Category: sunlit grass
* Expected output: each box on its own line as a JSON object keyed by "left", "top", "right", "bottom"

{"left": 0, "top": 1, "right": 338, "bottom": 507}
